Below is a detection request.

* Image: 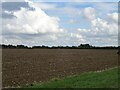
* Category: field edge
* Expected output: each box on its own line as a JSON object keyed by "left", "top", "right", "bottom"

{"left": 25, "top": 67, "right": 118, "bottom": 88}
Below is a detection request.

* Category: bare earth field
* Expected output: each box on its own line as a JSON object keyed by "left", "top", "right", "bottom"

{"left": 2, "top": 49, "right": 118, "bottom": 87}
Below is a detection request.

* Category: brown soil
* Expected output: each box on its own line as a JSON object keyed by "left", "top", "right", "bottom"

{"left": 2, "top": 49, "right": 118, "bottom": 87}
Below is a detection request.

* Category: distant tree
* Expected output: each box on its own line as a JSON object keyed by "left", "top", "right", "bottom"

{"left": 78, "top": 44, "right": 92, "bottom": 48}
{"left": 16, "top": 45, "right": 28, "bottom": 49}
{"left": 0, "top": 44, "right": 118, "bottom": 49}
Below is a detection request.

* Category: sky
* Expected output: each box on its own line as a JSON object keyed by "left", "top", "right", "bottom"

{"left": 1, "top": 0, "right": 119, "bottom": 46}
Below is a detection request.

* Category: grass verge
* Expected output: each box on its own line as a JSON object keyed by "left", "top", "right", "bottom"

{"left": 26, "top": 68, "right": 118, "bottom": 88}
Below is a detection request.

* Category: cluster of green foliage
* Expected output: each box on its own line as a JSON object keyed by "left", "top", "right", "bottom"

{"left": 0, "top": 44, "right": 119, "bottom": 49}
{"left": 0, "top": 44, "right": 29, "bottom": 49}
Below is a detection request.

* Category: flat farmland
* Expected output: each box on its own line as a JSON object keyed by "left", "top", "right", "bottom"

{"left": 2, "top": 49, "right": 118, "bottom": 87}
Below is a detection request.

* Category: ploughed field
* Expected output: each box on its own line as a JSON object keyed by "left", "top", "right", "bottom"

{"left": 2, "top": 49, "right": 118, "bottom": 87}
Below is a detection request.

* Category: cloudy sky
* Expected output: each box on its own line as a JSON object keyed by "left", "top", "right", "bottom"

{"left": 1, "top": 0, "right": 119, "bottom": 46}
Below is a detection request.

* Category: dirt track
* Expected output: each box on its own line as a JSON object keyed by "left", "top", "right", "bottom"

{"left": 2, "top": 49, "right": 118, "bottom": 87}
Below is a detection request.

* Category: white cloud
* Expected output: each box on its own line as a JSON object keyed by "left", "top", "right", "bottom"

{"left": 83, "top": 7, "right": 118, "bottom": 36}
{"left": 83, "top": 7, "right": 96, "bottom": 21}
{"left": 95, "top": 2, "right": 118, "bottom": 13}
{"left": 73, "top": 7, "right": 118, "bottom": 46}
{"left": 4, "top": 0, "right": 63, "bottom": 35}
{"left": 2, "top": 0, "right": 24, "bottom": 2}
{"left": 48, "top": 5, "right": 82, "bottom": 18}
{"left": 2, "top": 0, "right": 66, "bottom": 46}
{"left": 69, "top": 19, "right": 79, "bottom": 24}
{"left": 2, "top": 1, "right": 118, "bottom": 46}
{"left": 32, "top": 2, "right": 57, "bottom": 10}
{"left": 107, "top": 13, "right": 118, "bottom": 23}
{"left": 91, "top": 17, "right": 118, "bottom": 35}
{"left": 73, "top": 0, "right": 119, "bottom": 2}
{"left": 2, "top": 0, "right": 119, "bottom": 2}
{"left": 71, "top": 33, "right": 86, "bottom": 42}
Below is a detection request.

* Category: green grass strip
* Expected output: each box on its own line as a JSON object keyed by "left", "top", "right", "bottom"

{"left": 26, "top": 68, "right": 118, "bottom": 88}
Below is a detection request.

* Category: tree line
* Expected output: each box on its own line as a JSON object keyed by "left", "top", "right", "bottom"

{"left": 0, "top": 44, "right": 118, "bottom": 49}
